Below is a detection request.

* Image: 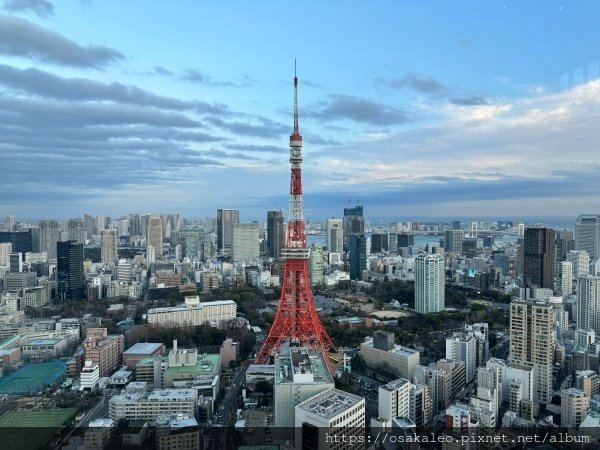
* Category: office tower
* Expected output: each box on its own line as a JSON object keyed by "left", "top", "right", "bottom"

{"left": 38, "top": 220, "right": 60, "bottom": 259}
{"left": 444, "top": 229, "right": 464, "bottom": 254}
{"left": 57, "top": 240, "right": 84, "bottom": 301}
{"left": 101, "top": 229, "right": 118, "bottom": 265}
{"left": 129, "top": 214, "right": 142, "bottom": 237}
{"left": 146, "top": 245, "right": 156, "bottom": 265}
{"left": 561, "top": 388, "right": 589, "bottom": 428}
{"left": 555, "top": 229, "right": 575, "bottom": 273}
{"left": 295, "top": 389, "right": 365, "bottom": 450}
{"left": 409, "top": 383, "right": 431, "bottom": 426}
{"left": 348, "top": 234, "right": 367, "bottom": 280}
{"left": 509, "top": 298, "right": 554, "bottom": 404}
{"left": 415, "top": 252, "right": 445, "bottom": 314}
{"left": 0, "top": 242, "right": 11, "bottom": 266}
{"left": 145, "top": 214, "right": 163, "bottom": 258}
{"left": 523, "top": 227, "right": 555, "bottom": 289}
{"left": 325, "top": 218, "right": 343, "bottom": 253}
{"left": 371, "top": 233, "right": 390, "bottom": 253}
{"left": 568, "top": 250, "right": 590, "bottom": 279}
{"left": 452, "top": 220, "right": 461, "bottom": 230}
{"left": 343, "top": 205, "right": 364, "bottom": 250}
{"left": 256, "top": 71, "right": 335, "bottom": 365}
{"left": 577, "top": 275, "right": 600, "bottom": 333}
{"left": 5, "top": 215, "right": 15, "bottom": 231}
{"left": 267, "top": 211, "right": 285, "bottom": 258}
{"left": 576, "top": 214, "right": 600, "bottom": 261}
{"left": 232, "top": 222, "right": 260, "bottom": 261}
{"left": 96, "top": 215, "right": 105, "bottom": 232}
{"left": 557, "top": 261, "right": 573, "bottom": 296}
{"left": 163, "top": 214, "right": 180, "bottom": 239}
{"left": 0, "top": 230, "right": 33, "bottom": 253}
{"left": 67, "top": 218, "right": 85, "bottom": 245}
{"left": 9, "top": 252, "right": 22, "bottom": 273}
{"left": 178, "top": 228, "right": 204, "bottom": 259}
{"left": 397, "top": 232, "right": 415, "bottom": 249}
{"left": 309, "top": 243, "right": 324, "bottom": 286}
{"left": 446, "top": 333, "right": 476, "bottom": 384}
{"left": 378, "top": 378, "right": 411, "bottom": 421}
{"left": 83, "top": 214, "right": 95, "bottom": 239}
{"left": 216, "top": 209, "right": 239, "bottom": 257}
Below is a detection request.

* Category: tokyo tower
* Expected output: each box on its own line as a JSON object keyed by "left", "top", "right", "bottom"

{"left": 255, "top": 65, "right": 335, "bottom": 365}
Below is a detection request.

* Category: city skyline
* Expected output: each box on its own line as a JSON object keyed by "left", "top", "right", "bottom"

{"left": 1, "top": 1, "right": 600, "bottom": 218}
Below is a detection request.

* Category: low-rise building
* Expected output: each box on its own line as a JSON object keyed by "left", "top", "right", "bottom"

{"left": 360, "top": 333, "right": 420, "bottom": 380}
{"left": 123, "top": 342, "right": 166, "bottom": 369}
{"left": 147, "top": 297, "right": 236, "bottom": 328}
{"left": 80, "top": 360, "right": 100, "bottom": 391}
{"left": 108, "top": 389, "right": 198, "bottom": 421}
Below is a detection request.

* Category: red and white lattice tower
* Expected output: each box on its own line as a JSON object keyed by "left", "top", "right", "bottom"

{"left": 255, "top": 65, "right": 335, "bottom": 365}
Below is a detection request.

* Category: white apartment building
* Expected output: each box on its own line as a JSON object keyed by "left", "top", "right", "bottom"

{"left": 147, "top": 296, "right": 236, "bottom": 328}
{"left": 108, "top": 389, "right": 198, "bottom": 421}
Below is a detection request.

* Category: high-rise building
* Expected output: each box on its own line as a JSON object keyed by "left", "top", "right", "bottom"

{"left": 309, "top": 243, "right": 324, "bottom": 286}
{"left": 39, "top": 220, "right": 60, "bottom": 259}
{"left": 371, "top": 233, "right": 390, "bottom": 253}
{"left": 397, "top": 232, "right": 415, "bottom": 249}
{"left": 267, "top": 211, "right": 285, "bottom": 258}
{"left": 446, "top": 333, "right": 476, "bottom": 384}
{"left": 452, "top": 221, "right": 461, "bottom": 230}
{"left": 577, "top": 275, "right": 600, "bottom": 334}
{"left": 96, "top": 215, "right": 105, "bottom": 233}
{"left": 444, "top": 230, "right": 464, "bottom": 254}
{"left": 9, "top": 252, "right": 22, "bottom": 273}
{"left": 0, "top": 230, "right": 33, "bottom": 253}
{"left": 348, "top": 234, "right": 367, "bottom": 280}
{"left": 129, "top": 214, "right": 142, "bottom": 237}
{"left": 101, "top": 229, "right": 118, "bottom": 265}
{"left": 378, "top": 378, "right": 410, "bottom": 421}
{"left": 232, "top": 222, "right": 260, "bottom": 261}
{"left": 67, "top": 218, "right": 85, "bottom": 245}
{"left": 523, "top": 227, "right": 555, "bottom": 289}
{"left": 343, "top": 205, "right": 364, "bottom": 250}
{"left": 163, "top": 214, "right": 180, "bottom": 239}
{"left": 5, "top": 215, "right": 15, "bottom": 232}
{"left": 561, "top": 388, "right": 589, "bottom": 428}
{"left": 178, "top": 228, "right": 204, "bottom": 259}
{"left": 509, "top": 298, "right": 554, "bottom": 404}
{"left": 409, "top": 383, "right": 431, "bottom": 426}
{"left": 57, "top": 240, "right": 84, "bottom": 301}
{"left": 557, "top": 261, "right": 573, "bottom": 296}
{"left": 83, "top": 214, "right": 95, "bottom": 239}
{"left": 216, "top": 209, "right": 239, "bottom": 257}
{"left": 414, "top": 252, "right": 445, "bottom": 314}
{"left": 576, "top": 214, "right": 600, "bottom": 261}
{"left": 146, "top": 214, "right": 163, "bottom": 258}
{"left": 325, "top": 218, "right": 343, "bottom": 253}
{"left": 568, "top": 250, "right": 590, "bottom": 279}
{"left": 0, "top": 242, "right": 11, "bottom": 266}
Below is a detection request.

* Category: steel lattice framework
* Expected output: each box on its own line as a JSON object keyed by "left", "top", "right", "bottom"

{"left": 255, "top": 66, "right": 335, "bottom": 366}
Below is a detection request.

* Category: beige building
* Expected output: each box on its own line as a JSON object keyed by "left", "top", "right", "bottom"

{"left": 359, "top": 335, "right": 420, "bottom": 380}
{"left": 109, "top": 389, "right": 197, "bottom": 421}
{"left": 561, "top": 388, "right": 589, "bottom": 428}
{"left": 101, "top": 229, "right": 118, "bottom": 265}
{"left": 146, "top": 214, "right": 164, "bottom": 258}
{"left": 295, "top": 388, "right": 365, "bottom": 450}
{"left": 575, "top": 370, "right": 600, "bottom": 397}
{"left": 83, "top": 328, "right": 125, "bottom": 376}
{"left": 147, "top": 296, "right": 236, "bottom": 328}
{"left": 509, "top": 298, "right": 553, "bottom": 404}
{"left": 377, "top": 378, "right": 410, "bottom": 422}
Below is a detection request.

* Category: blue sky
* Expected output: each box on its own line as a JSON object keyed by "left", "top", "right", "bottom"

{"left": 1, "top": 0, "right": 600, "bottom": 220}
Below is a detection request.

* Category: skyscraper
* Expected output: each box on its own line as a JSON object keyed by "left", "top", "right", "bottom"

{"left": 414, "top": 252, "right": 445, "bottom": 314}
{"left": 568, "top": 250, "right": 590, "bottom": 279}
{"left": 557, "top": 261, "right": 573, "bottom": 296}
{"left": 523, "top": 227, "right": 555, "bottom": 289}
{"left": 96, "top": 215, "right": 105, "bottom": 233}
{"left": 576, "top": 214, "right": 600, "bottom": 261}
{"left": 371, "top": 233, "right": 390, "bottom": 253}
{"left": 5, "top": 215, "right": 15, "bottom": 232}
{"left": 57, "top": 240, "right": 84, "bottom": 301}
{"left": 267, "top": 210, "right": 285, "bottom": 258}
{"left": 39, "top": 220, "right": 60, "bottom": 259}
{"left": 83, "top": 214, "right": 95, "bottom": 239}
{"left": 145, "top": 214, "right": 163, "bottom": 258}
{"left": 232, "top": 222, "right": 260, "bottom": 261}
{"left": 577, "top": 275, "right": 600, "bottom": 334}
{"left": 216, "top": 209, "right": 239, "bottom": 257}
{"left": 129, "top": 214, "right": 142, "bottom": 237}
{"left": 67, "top": 218, "right": 85, "bottom": 245}
{"left": 348, "top": 234, "right": 367, "bottom": 280}
{"left": 444, "top": 230, "right": 464, "bottom": 254}
{"left": 509, "top": 298, "right": 554, "bottom": 404}
{"left": 309, "top": 243, "right": 324, "bottom": 286}
{"left": 325, "top": 218, "right": 343, "bottom": 253}
{"left": 343, "top": 205, "right": 364, "bottom": 250}
{"left": 101, "top": 229, "right": 118, "bottom": 265}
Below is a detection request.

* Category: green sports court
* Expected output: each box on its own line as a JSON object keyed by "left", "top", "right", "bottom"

{"left": 0, "top": 408, "right": 77, "bottom": 450}
{"left": 0, "top": 361, "right": 67, "bottom": 394}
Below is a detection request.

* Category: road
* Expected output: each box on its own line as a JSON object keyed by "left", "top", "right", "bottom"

{"left": 213, "top": 359, "right": 251, "bottom": 426}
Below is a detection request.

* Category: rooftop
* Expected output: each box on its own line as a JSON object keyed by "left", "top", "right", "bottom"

{"left": 148, "top": 299, "right": 235, "bottom": 314}
{"left": 380, "top": 378, "right": 410, "bottom": 392}
{"left": 297, "top": 388, "right": 363, "bottom": 420}
{"left": 124, "top": 342, "right": 164, "bottom": 355}
{"left": 164, "top": 353, "right": 220, "bottom": 375}
{"left": 275, "top": 348, "right": 332, "bottom": 384}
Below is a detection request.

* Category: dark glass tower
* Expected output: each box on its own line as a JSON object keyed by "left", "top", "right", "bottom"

{"left": 523, "top": 227, "right": 555, "bottom": 289}
{"left": 349, "top": 234, "right": 367, "bottom": 280}
{"left": 57, "top": 240, "right": 84, "bottom": 301}
{"left": 267, "top": 210, "right": 284, "bottom": 258}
